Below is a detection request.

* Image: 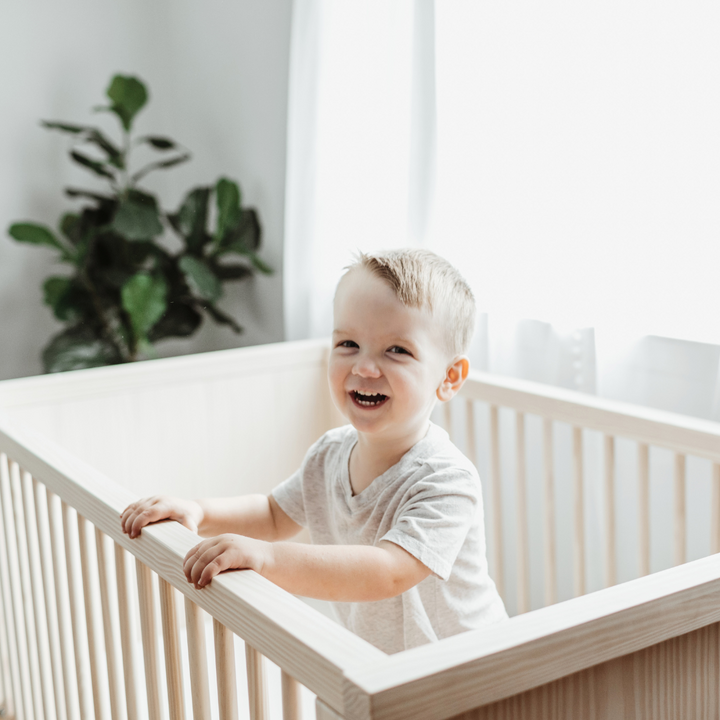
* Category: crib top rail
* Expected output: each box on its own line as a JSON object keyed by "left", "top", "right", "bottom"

{"left": 341, "top": 551, "right": 720, "bottom": 720}
{"left": 462, "top": 370, "right": 720, "bottom": 462}
{"left": 0, "top": 412, "right": 385, "bottom": 717}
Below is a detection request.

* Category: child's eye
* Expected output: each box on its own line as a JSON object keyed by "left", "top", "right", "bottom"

{"left": 388, "top": 346, "right": 410, "bottom": 355}
{"left": 337, "top": 340, "right": 358, "bottom": 349}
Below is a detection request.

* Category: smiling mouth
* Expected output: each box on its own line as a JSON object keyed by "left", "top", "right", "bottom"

{"left": 350, "top": 390, "right": 389, "bottom": 408}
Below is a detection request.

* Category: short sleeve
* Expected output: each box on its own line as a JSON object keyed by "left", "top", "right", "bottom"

{"left": 381, "top": 470, "right": 479, "bottom": 581}
{"left": 272, "top": 467, "right": 306, "bottom": 527}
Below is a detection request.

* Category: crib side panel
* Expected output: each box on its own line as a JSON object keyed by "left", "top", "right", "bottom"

{"left": 0, "top": 341, "right": 338, "bottom": 500}
{"left": 457, "top": 621, "right": 720, "bottom": 720}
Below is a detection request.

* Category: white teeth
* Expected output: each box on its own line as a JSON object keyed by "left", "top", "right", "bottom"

{"left": 356, "top": 390, "right": 381, "bottom": 396}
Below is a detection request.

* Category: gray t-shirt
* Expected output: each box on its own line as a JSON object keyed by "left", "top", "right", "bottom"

{"left": 272, "top": 422, "right": 508, "bottom": 654}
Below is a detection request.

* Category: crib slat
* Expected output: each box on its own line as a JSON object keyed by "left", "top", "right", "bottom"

{"left": 489, "top": 405, "right": 504, "bottom": 601}
{"left": 62, "top": 502, "right": 92, "bottom": 720}
{"left": 674, "top": 453, "right": 687, "bottom": 566}
{"left": 33, "top": 481, "right": 68, "bottom": 720}
{"left": 9, "top": 462, "right": 44, "bottom": 720}
{"left": 712, "top": 464, "right": 720, "bottom": 554}
{"left": 464, "top": 399, "right": 477, "bottom": 467}
{"left": 136, "top": 561, "right": 163, "bottom": 720}
{"left": 114, "top": 544, "right": 139, "bottom": 720}
{"left": 0, "top": 454, "right": 24, "bottom": 720}
{"left": 0, "top": 586, "right": 13, "bottom": 720}
{"left": 572, "top": 427, "right": 585, "bottom": 597}
{"left": 213, "top": 620, "right": 238, "bottom": 720}
{"left": 77, "top": 515, "right": 108, "bottom": 720}
{"left": 638, "top": 443, "right": 651, "bottom": 577}
{"left": 281, "top": 671, "right": 302, "bottom": 720}
{"left": 95, "top": 529, "right": 124, "bottom": 720}
{"left": 542, "top": 419, "right": 556, "bottom": 607}
{"left": 159, "top": 579, "right": 186, "bottom": 720}
{"left": 604, "top": 436, "right": 617, "bottom": 587}
{"left": 515, "top": 412, "right": 530, "bottom": 614}
{"left": 184, "top": 598, "right": 211, "bottom": 720}
{"left": 20, "top": 472, "right": 56, "bottom": 720}
{"left": 48, "top": 493, "right": 80, "bottom": 720}
{"left": 245, "top": 644, "right": 269, "bottom": 720}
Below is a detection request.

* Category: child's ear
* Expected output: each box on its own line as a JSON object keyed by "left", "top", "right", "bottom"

{"left": 436, "top": 356, "right": 470, "bottom": 402}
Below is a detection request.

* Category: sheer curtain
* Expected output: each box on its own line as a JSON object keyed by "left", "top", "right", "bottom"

{"left": 283, "top": 0, "right": 720, "bottom": 422}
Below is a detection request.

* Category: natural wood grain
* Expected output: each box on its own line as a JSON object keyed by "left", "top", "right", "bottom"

{"left": 114, "top": 544, "right": 138, "bottom": 720}
{"left": 603, "top": 436, "right": 616, "bottom": 588}
{"left": 159, "top": 579, "right": 186, "bottom": 720}
{"left": 459, "top": 372, "right": 720, "bottom": 462}
{"left": 33, "top": 480, "right": 67, "bottom": 720}
{"left": 184, "top": 598, "right": 211, "bottom": 720}
{"left": 62, "top": 502, "right": 92, "bottom": 720}
{"left": 8, "top": 461, "right": 42, "bottom": 720}
{"left": 136, "top": 561, "right": 162, "bottom": 720}
{"left": 214, "top": 620, "right": 237, "bottom": 720}
{"left": 0, "top": 418, "right": 384, "bottom": 716}
{"left": 281, "top": 671, "right": 302, "bottom": 720}
{"left": 95, "top": 529, "right": 123, "bottom": 720}
{"left": 77, "top": 515, "right": 107, "bottom": 720}
{"left": 20, "top": 472, "right": 56, "bottom": 720}
{"left": 316, "top": 699, "right": 344, "bottom": 720}
{"left": 572, "top": 428, "right": 585, "bottom": 597}
{"left": 454, "top": 621, "right": 720, "bottom": 720}
{"left": 344, "top": 553, "right": 720, "bottom": 720}
{"left": 0, "top": 454, "right": 24, "bottom": 720}
{"left": 638, "top": 444, "right": 650, "bottom": 577}
{"left": 489, "top": 405, "right": 504, "bottom": 601}
{"left": 47, "top": 493, "right": 80, "bottom": 720}
{"left": 245, "top": 644, "right": 269, "bottom": 720}
{"left": 542, "top": 419, "right": 556, "bottom": 606}
{"left": 674, "top": 453, "right": 686, "bottom": 566}
{"left": 712, "top": 464, "right": 720, "bottom": 554}
{"left": 515, "top": 412, "right": 529, "bottom": 614}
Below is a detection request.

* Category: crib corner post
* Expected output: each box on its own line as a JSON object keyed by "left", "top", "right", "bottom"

{"left": 315, "top": 699, "right": 346, "bottom": 720}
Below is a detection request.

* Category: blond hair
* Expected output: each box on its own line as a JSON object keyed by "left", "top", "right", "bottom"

{"left": 345, "top": 248, "right": 476, "bottom": 356}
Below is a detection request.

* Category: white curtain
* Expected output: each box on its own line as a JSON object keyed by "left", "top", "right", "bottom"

{"left": 283, "top": 0, "right": 720, "bottom": 422}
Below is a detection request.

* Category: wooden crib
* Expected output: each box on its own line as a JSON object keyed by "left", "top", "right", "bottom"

{"left": 0, "top": 338, "right": 719, "bottom": 720}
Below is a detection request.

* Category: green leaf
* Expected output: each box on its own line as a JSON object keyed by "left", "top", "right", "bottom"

{"left": 9, "top": 223, "right": 66, "bottom": 252}
{"left": 65, "top": 187, "right": 115, "bottom": 203}
{"left": 70, "top": 150, "right": 116, "bottom": 180}
{"left": 211, "top": 263, "right": 253, "bottom": 281}
{"left": 42, "top": 325, "right": 122, "bottom": 373}
{"left": 106, "top": 75, "right": 148, "bottom": 132}
{"left": 179, "top": 256, "right": 222, "bottom": 302}
{"left": 42, "top": 277, "right": 92, "bottom": 322}
{"left": 215, "top": 208, "right": 261, "bottom": 255}
{"left": 203, "top": 303, "right": 243, "bottom": 334}
{"left": 44, "top": 122, "right": 123, "bottom": 168}
{"left": 214, "top": 178, "right": 242, "bottom": 245}
{"left": 130, "top": 153, "right": 191, "bottom": 183}
{"left": 250, "top": 254, "right": 273, "bottom": 275}
{"left": 121, "top": 272, "right": 168, "bottom": 340}
{"left": 148, "top": 302, "right": 203, "bottom": 342}
{"left": 168, "top": 187, "right": 210, "bottom": 253}
{"left": 41, "top": 121, "right": 88, "bottom": 134}
{"left": 112, "top": 191, "right": 163, "bottom": 240}
{"left": 137, "top": 136, "right": 176, "bottom": 150}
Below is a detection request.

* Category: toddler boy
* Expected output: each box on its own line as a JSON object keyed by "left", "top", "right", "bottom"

{"left": 121, "top": 249, "right": 507, "bottom": 654}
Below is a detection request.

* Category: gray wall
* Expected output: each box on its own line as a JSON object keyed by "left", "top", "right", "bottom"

{"left": 0, "top": 1, "right": 292, "bottom": 381}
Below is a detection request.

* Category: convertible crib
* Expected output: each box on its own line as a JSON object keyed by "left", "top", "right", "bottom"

{"left": 1, "top": 338, "right": 719, "bottom": 720}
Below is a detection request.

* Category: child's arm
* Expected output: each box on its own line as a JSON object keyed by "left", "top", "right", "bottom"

{"left": 183, "top": 534, "right": 431, "bottom": 602}
{"left": 121, "top": 495, "right": 301, "bottom": 542}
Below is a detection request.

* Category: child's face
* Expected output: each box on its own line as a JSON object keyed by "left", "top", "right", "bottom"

{"left": 329, "top": 268, "right": 451, "bottom": 442}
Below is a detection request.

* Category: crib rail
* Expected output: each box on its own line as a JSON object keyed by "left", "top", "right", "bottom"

{"left": 0, "top": 415, "right": 383, "bottom": 720}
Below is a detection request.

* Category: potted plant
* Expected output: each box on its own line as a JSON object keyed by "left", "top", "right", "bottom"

{"left": 8, "top": 74, "right": 271, "bottom": 373}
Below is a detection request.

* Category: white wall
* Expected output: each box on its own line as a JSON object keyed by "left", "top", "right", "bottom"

{"left": 0, "top": 1, "right": 292, "bottom": 381}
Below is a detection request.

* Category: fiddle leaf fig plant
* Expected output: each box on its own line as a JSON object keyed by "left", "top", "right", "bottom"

{"left": 8, "top": 74, "right": 270, "bottom": 373}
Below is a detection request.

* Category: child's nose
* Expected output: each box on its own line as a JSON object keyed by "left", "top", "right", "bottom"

{"left": 352, "top": 354, "right": 381, "bottom": 378}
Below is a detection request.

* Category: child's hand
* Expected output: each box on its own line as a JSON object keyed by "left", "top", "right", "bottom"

{"left": 183, "top": 534, "right": 272, "bottom": 589}
{"left": 121, "top": 496, "right": 204, "bottom": 538}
